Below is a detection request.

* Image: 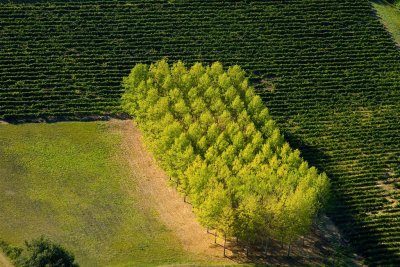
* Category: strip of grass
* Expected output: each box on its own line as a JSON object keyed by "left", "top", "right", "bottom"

{"left": 0, "top": 121, "right": 207, "bottom": 267}
{"left": 372, "top": 0, "right": 400, "bottom": 44}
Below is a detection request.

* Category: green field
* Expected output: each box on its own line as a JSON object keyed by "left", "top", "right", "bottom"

{"left": 0, "top": 0, "right": 399, "bottom": 265}
{"left": 0, "top": 121, "right": 206, "bottom": 267}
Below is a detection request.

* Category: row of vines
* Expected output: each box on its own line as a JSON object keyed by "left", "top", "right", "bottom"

{"left": 0, "top": 0, "right": 399, "bottom": 265}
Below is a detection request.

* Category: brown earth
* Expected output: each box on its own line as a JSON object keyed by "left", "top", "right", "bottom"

{"left": 0, "top": 253, "right": 13, "bottom": 267}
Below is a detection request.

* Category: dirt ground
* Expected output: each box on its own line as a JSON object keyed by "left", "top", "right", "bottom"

{"left": 112, "top": 119, "right": 365, "bottom": 266}
{"left": 0, "top": 253, "right": 13, "bottom": 267}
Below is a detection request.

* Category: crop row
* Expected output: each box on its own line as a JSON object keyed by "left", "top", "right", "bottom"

{"left": 0, "top": 0, "right": 399, "bottom": 264}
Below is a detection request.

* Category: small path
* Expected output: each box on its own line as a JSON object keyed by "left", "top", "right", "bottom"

{"left": 114, "top": 120, "right": 232, "bottom": 263}
{"left": 0, "top": 252, "right": 13, "bottom": 267}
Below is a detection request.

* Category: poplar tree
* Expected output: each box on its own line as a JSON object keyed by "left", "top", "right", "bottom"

{"left": 121, "top": 59, "right": 330, "bottom": 250}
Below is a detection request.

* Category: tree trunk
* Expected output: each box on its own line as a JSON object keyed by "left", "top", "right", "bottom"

{"left": 287, "top": 244, "right": 291, "bottom": 257}
{"left": 184, "top": 195, "right": 187, "bottom": 203}
{"left": 214, "top": 231, "right": 217, "bottom": 244}
{"left": 264, "top": 238, "right": 268, "bottom": 255}
{"left": 223, "top": 233, "right": 226, "bottom": 257}
{"left": 261, "top": 238, "right": 264, "bottom": 251}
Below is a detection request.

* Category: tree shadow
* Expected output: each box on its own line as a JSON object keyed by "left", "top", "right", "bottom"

{"left": 283, "top": 132, "right": 400, "bottom": 266}
{"left": 1, "top": 113, "right": 131, "bottom": 124}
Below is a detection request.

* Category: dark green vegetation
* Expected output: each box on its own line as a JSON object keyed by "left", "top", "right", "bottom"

{"left": 0, "top": 240, "right": 22, "bottom": 264}
{"left": 0, "top": 122, "right": 204, "bottom": 266}
{"left": 0, "top": 0, "right": 399, "bottom": 265}
{"left": 1, "top": 237, "right": 79, "bottom": 267}
{"left": 388, "top": 0, "right": 400, "bottom": 8}
{"left": 122, "top": 60, "right": 329, "bottom": 251}
{"left": 20, "top": 237, "right": 78, "bottom": 267}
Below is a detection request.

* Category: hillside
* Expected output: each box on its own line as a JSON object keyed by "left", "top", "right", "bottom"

{"left": 0, "top": 0, "right": 399, "bottom": 265}
{"left": 0, "top": 121, "right": 228, "bottom": 266}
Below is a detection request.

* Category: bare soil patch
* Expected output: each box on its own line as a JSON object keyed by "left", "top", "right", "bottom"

{"left": 0, "top": 253, "right": 13, "bottom": 267}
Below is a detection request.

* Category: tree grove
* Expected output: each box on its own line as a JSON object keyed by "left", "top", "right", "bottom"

{"left": 121, "top": 59, "right": 330, "bottom": 248}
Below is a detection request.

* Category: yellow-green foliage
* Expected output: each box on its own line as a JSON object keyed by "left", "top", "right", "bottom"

{"left": 122, "top": 60, "right": 330, "bottom": 245}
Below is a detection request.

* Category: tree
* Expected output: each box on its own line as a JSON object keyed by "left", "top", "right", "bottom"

{"left": 190, "top": 97, "right": 207, "bottom": 116}
{"left": 224, "top": 86, "right": 238, "bottom": 103}
{"left": 20, "top": 237, "right": 79, "bottom": 267}
{"left": 209, "top": 61, "right": 224, "bottom": 77}
{"left": 227, "top": 65, "right": 246, "bottom": 88}
{"left": 188, "top": 121, "right": 204, "bottom": 144}
{"left": 217, "top": 110, "right": 232, "bottom": 128}
{"left": 231, "top": 95, "right": 245, "bottom": 115}
{"left": 210, "top": 97, "right": 225, "bottom": 116}
{"left": 189, "top": 62, "right": 205, "bottom": 79}
{"left": 206, "top": 123, "right": 220, "bottom": 144}
{"left": 218, "top": 73, "right": 233, "bottom": 90}
{"left": 204, "top": 86, "right": 221, "bottom": 103}
{"left": 121, "top": 60, "right": 330, "bottom": 251}
{"left": 199, "top": 110, "right": 214, "bottom": 126}
{"left": 150, "top": 58, "right": 170, "bottom": 87}
{"left": 174, "top": 98, "right": 190, "bottom": 117}
{"left": 197, "top": 181, "right": 233, "bottom": 234}
{"left": 247, "top": 95, "right": 264, "bottom": 117}
{"left": 185, "top": 156, "right": 211, "bottom": 206}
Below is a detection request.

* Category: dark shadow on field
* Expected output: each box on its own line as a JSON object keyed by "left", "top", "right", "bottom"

{"left": 210, "top": 214, "right": 363, "bottom": 266}
{"left": 283, "top": 132, "right": 400, "bottom": 266}
{"left": 283, "top": 132, "right": 329, "bottom": 171}
{"left": 1, "top": 113, "right": 131, "bottom": 124}
{"left": 371, "top": 0, "right": 396, "bottom": 6}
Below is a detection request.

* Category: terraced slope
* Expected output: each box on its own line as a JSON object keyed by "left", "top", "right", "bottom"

{"left": 0, "top": 0, "right": 399, "bottom": 265}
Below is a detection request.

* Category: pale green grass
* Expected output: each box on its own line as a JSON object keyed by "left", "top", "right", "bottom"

{"left": 372, "top": 0, "right": 400, "bottom": 45}
{"left": 0, "top": 121, "right": 213, "bottom": 267}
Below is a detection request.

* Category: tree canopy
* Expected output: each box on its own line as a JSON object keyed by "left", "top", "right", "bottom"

{"left": 122, "top": 59, "right": 330, "bottom": 245}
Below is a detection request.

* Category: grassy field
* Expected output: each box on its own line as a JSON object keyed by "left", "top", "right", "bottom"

{"left": 0, "top": 121, "right": 214, "bottom": 267}
{"left": 373, "top": 0, "right": 400, "bottom": 44}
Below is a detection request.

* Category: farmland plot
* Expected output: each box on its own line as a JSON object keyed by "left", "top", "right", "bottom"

{"left": 0, "top": 0, "right": 399, "bottom": 265}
